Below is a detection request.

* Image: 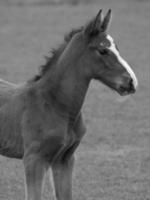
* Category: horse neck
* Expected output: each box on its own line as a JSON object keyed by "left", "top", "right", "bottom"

{"left": 38, "top": 60, "right": 90, "bottom": 119}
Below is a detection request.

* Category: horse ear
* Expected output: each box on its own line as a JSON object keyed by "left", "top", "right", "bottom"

{"left": 101, "top": 9, "right": 112, "bottom": 32}
{"left": 84, "top": 9, "right": 103, "bottom": 37}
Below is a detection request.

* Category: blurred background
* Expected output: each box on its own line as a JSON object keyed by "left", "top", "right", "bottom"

{"left": 0, "top": 0, "right": 150, "bottom": 199}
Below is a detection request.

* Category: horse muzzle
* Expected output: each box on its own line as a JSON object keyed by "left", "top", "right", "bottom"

{"left": 117, "top": 76, "right": 137, "bottom": 96}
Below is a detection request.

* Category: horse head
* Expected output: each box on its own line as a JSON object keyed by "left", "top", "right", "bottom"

{"left": 59, "top": 9, "right": 138, "bottom": 96}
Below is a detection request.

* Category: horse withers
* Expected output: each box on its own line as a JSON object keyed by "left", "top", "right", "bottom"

{"left": 0, "top": 9, "right": 138, "bottom": 200}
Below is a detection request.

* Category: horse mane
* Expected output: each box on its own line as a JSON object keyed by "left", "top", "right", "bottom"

{"left": 32, "top": 26, "right": 83, "bottom": 82}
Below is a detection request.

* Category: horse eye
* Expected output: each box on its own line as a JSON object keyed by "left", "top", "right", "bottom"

{"left": 98, "top": 49, "right": 108, "bottom": 55}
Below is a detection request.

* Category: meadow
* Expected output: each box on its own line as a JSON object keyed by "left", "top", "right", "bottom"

{"left": 0, "top": 0, "right": 150, "bottom": 199}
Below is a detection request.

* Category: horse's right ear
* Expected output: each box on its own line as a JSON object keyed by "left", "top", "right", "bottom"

{"left": 84, "top": 9, "right": 103, "bottom": 38}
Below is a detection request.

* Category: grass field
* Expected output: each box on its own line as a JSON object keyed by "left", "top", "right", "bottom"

{"left": 0, "top": 0, "right": 150, "bottom": 199}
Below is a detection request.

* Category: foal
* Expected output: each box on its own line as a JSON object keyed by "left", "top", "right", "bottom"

{"left": 0, "top": 10, "right": 138, "bottom": 200}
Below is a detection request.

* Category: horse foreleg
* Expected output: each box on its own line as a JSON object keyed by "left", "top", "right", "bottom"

{"left": 51, "top": 156, "right": 74, "bottom": 200}
{"left": 23, "top": 152, "right": 48, "bottom": 200}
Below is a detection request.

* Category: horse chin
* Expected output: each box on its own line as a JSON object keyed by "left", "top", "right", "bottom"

{"left": 117, "top": 88, "right": 136, "bottom": 96}
{"left": 107, "top": 85, "right": 135, "bottom": 96}
{"left": 110, "top": 82, "right": 136, "bottom": 96}
{"left": 118, "top": 91, "right": 130, "bottom": 96}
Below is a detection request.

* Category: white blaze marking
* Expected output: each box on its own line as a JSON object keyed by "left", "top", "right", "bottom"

{"left": 106, "top": 35, "right": 138, "bottom": 89}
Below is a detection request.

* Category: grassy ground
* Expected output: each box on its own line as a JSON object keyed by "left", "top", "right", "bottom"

{"left": 0, "top": 0, "right": 150, "bottom": 199}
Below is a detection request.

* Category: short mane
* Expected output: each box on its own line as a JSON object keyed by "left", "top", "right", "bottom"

{"left": 32, "top": 27, "right": 83, "bottom": 82}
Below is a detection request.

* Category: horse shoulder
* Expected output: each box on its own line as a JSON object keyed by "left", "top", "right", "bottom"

{"left": 22, "top": 89, "right": 69, "bottom": 162}
{"left": 22, "top": 120, "right": 68, "bottom": 163}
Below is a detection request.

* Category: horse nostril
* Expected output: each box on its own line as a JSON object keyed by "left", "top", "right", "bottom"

{"left": 129, "top": 78, "right": 133, "bottom": 87}
{"left": 128, "top": 78, "right": 135, "bottom": 92}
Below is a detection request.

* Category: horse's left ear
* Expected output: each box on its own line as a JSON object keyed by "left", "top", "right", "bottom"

{"left": 84, "top": 9, "right": 103, "bottom": 38}
{"left": 101, "top": 9, "right": 112, "bottom": 32}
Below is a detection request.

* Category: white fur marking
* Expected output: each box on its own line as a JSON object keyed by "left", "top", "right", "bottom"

{"left": 107, "top": 35, "right": 138, "bottom": 89}
{"left": 49, "top": 169, "right": 56, "bottom": 200}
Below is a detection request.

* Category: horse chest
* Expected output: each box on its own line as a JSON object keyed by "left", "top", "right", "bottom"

{"left": 40, "top": 128, "right": 79, "bottom": 163}
{"left": 23, "top": 108, "right": 84, "bottom": 162}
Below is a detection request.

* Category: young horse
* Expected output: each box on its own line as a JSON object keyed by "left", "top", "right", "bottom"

{"left": 0, "top": 9, "right": 138, "bottom": 200}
